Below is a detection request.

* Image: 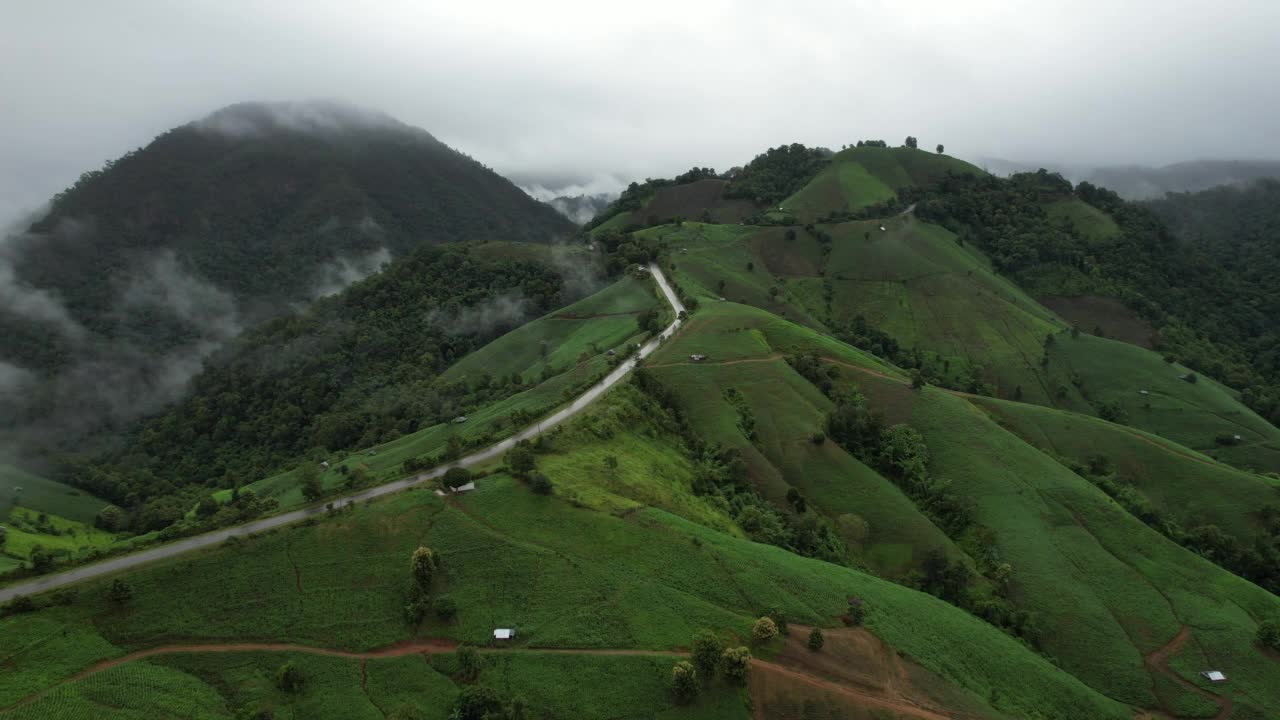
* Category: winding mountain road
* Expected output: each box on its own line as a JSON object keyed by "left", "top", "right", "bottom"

{"left": 0, "top": 264, "right": 685, "bottom": 604}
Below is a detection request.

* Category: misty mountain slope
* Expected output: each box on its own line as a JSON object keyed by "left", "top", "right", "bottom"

{"left": 1087, "top": 160, "right": 1280, "bottom": 199}
{"left": 0, "top": 100, "right": 573, "bottom": 448}
{"left": 68, "top": 242, "right": 597, "bottom": 520}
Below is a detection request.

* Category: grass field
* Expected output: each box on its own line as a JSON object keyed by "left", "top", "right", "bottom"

{"left": 0, "top": 459, "right": 1129, "bottom": 719}
{"left": 0, "top": 465, "right": 110, "bottom": 525}
{"left": 973, "top": 394, "right": 1280, "bottom": 543}
{"left": 648, "top": 210, "right": 1280, "bottom": 477}
{"left": 443, "top": 273, "right": 660, "bottom": 384}
{"left": 1043, "top": 197, "right": 1121, "bottom": 242}
{"left": 2, "top": 507, "right": 118, "bottom": 565}
{"left": 779, "top": 146, "right": 983, "bottom": 223}
{"left": 637, "top": 301, "right": 1280, "bottom": 715}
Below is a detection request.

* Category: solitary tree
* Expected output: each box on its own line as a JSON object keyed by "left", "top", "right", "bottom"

{"left": 721, "top": 646, "right": 752, "bottom": 686}
{"left": 95, "top": 505, "right": 125, "bottom": 532}
{"left": 443, "top": 467, "right": 472, "bottom": 490}
{"left": 456, "top": 644, "right": 482, "bottom": 680}
{"left": 529, "top": 472, "right": 554, "bottom": 496}
{"left": 603, "top": 455, "right": 619, "bottom": 472}
{"left": 936, "top": 143, "right": 944, "bottom": 154}
{"left": 411, "top": 546, "right": 439, "bottom": 589}
{"left": 275, "top": 662, "right": 305, "bottom": 693}
{"left": 752, "top": 616, "right": 779, "bottom": 643}
{"left": 671, "top": 661, "right": 700, "bottom": 703}
{"left": 433, "top": 595, "right": 458, "bottom": 620}
{"left": 690, "top": 630, "right": 723, "bottom": 679}
{"left": 904, "top": 136, "right": 918, "bottom": 149}
{"left": 1259, "top": 619, "right": 1280, "bottom": 650}
{"left": 452, "top": 686, "right": 504, "bottom": 720}
{"left": 506, "top": 446, "right": 536, "bottom": 479}
{"left": 910, "top": 370, "right": 927, "bottom": 390}
{"left": 299, "top": 462, "right": 323, "bottom": 503}
{"left": 107, "top": 579, "right": 133, "bottom": 606}
{"left": 808, "top": 628, "right": 825, "bottom": 651}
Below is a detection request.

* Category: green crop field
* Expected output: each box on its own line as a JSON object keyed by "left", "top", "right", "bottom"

{"left": 0, "top": 443, "right": 1129, "bottom": 719}
{"left": 0, "top": 465, "right": 111, "bottom": 525}
{"left": 444, "top": 274, "right": 660, "bottom": 384}
{"left": 1043, "top": 197, "right": 1121, "bottom": 242}
{"left": 973, "top": 395, "right": 1280, "bottom": 543}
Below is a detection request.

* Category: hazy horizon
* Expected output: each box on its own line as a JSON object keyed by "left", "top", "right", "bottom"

{"left": 4, "top": 1, "right": 1280, "bottom": 221}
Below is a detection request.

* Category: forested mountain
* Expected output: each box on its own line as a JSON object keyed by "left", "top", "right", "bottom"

{"left": 68, "top": 242, "right": 604, "bottom": 527}
{"left": 0, "top": 101, "right": 573, "bottom": 447}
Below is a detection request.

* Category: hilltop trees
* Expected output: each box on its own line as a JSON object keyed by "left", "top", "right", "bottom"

{"left": 936, "top": 144, "right": 945, "bottom": 154}
{"left": 725, "top": 144, "right": 831, "bottom": 205}
{"left": 904, "top": 136, "right": 919, "bottom": 149}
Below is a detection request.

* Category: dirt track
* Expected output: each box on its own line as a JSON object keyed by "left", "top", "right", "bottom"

{"left": 1143, "top": 625, "right": 1231, "bottom": 720}
{"left": 6, "top": 637, "right": 960, "bottom": 720}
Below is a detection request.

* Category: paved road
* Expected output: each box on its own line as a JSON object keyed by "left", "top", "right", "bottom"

{"left": 0, "top": 264, "right": 685, "bottom": 604}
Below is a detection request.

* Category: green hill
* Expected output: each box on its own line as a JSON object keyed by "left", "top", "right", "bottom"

{"left": 0, "top": 101, "right": 573, "bottom": 453}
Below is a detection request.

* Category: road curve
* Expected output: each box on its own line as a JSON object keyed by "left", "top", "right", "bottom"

{"left": 0, "top": 264, "right": 686, "bottom": 604}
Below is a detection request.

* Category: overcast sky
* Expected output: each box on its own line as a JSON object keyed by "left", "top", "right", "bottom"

{"left": 3, "top": 0, "right": 1279, "bottom": 220}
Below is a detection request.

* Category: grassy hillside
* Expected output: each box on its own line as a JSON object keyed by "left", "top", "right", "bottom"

{"left": 647, "top": 212, "right": 1280, "bottom": 477}
{"left": 638, "top": 302, "right": 1280, "bottom": 716}
{"left": 780, "top": 146, "right": 983, "bottom": 222}
{"left": 0, "top": 473, "right": 1128, "bottom": 720}
{"left": 972, "top": 396, "right": 1280, "bottom": 544}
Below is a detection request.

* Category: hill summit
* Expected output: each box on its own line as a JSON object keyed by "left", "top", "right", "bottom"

{"left": 0, "top": 100, "right": 573, "bottom": 444}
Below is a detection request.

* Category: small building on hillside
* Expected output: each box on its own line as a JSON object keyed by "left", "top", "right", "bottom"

{"left": 1138, "top": 390, "right": 1150, "bottom": 396}
{"left": 452, "top": 416, "right": 468, "bottom": 424}
{"left": 452, "top": 482, "right": 476, "bottom": 494}
{"left": 493, "top": 628, "right": 516, "bottom": 641}
{"left": 1200, "top": 670, "right": 1227, "bottom": 683}
{"left": 606, "top": 349, "right": 616, "bottom": 356}
{"left": 690, "top": 354, "right": 708, "bottom": 362}
{"left": 320, "top": 460, "right": 330, "bottom": 469}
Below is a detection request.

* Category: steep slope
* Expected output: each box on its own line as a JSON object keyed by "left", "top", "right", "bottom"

{"left": 649, "top": 214, "right": 1280, "bottom": 475}
{"left": 640, "top": 302, "right": 1280, "bottom": 717}
{"left": 0, "top": 100, "right": 573, "bottom": 447}
{"left": 69, "top": 243, "right": 593, "bottom": 520}
{"left": 0, "top": 424, "right": 1131, "bottom": 720}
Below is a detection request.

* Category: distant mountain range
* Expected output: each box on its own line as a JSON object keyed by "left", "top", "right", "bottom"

{"left": 974, "top": 156, "right": 1280, "bottom": 199}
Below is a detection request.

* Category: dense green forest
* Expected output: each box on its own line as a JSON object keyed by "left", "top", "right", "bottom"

{"left": 3, "top": 102, "right": 571, "bottom": 376}
{"left": 62, "top": 245, "right": 573, "bottom": 527}
{"left": 918, "top": 171, "right": 1280, "bottom": 426}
